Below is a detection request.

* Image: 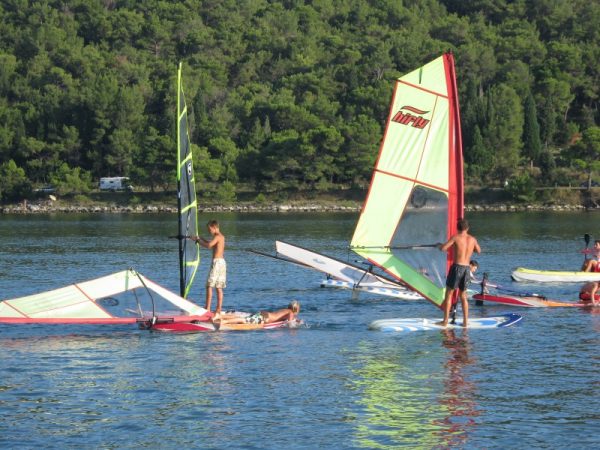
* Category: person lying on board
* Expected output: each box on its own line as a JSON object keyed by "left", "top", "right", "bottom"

{"left": 438, "top": 219, "right": 481, "bottom": 327}
{"left": 216, "top": 301, "right": 301, "bottom": 325}
{"left": 581, "top": 240, "right": 600, "bottom": 272}
{"left": 579, "top": 282, "right": 599, "bottom": 305}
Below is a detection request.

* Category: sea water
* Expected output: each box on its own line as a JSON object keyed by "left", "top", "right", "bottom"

{"left": 0, "top": 211, "right": 599, "bottom": 449}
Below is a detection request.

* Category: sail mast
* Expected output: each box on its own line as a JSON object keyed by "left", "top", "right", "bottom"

{"left": 177, "top": 63, "right": 184, "bottom": 297}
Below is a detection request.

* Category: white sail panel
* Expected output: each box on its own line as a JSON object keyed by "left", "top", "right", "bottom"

{"left": 0, "top": 269, "right": 211, "bottom": 324}
{"left": 276, "top": 241, "right": 405, "bottom": 289}
{"left": 0, "top": 286, "right": 110, "bottom": 319}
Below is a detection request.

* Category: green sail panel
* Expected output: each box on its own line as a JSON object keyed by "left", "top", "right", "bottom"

{"left": 177, "top": 63, "right": 200, "bottom": 299}
{"left": 350, "top": 54, "right": 464, "bottom": 308}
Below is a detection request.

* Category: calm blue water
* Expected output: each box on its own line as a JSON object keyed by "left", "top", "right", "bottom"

{"left": 1, "top": 211, "right": 599, "bottom": 449}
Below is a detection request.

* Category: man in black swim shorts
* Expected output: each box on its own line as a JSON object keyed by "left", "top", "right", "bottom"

{"left": 438, "top": 219, "right": 481, "bottom": 327}
{"left": 446, "top": 263, "right": 471, "bottom": 291}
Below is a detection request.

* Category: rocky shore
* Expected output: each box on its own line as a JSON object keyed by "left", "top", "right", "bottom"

{"left": 1, "top": 201, "right": 596, "bottom": 214}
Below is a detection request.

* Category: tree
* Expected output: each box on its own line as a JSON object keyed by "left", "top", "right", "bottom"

{"left": 50, "top": 163, "right": 92, "bottom": 195}
{"left": 522, "top": 91, "right": 542, "bottom": 167}
{"left": 466, "top": 125, "right": 493, "bottom": 181}
{"left": 0, "top": 160, "right": 31, "bottom": 202}
{"left": 570, "top": 127, "right": 600, "bottom": 188}
{"left": 483, "top": 84, "right": 523, "bottom": 183}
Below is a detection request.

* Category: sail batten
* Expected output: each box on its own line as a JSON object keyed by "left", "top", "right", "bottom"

{"left": 177, "top": 62, "right": 200, "bottom": 299}
{"left": 350, "top": 54, "right": 464, "bottom": 308}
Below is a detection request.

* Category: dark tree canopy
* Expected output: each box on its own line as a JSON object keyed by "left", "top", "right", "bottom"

{"left": 0, "top": 0, "right": 598, "bottom": 202}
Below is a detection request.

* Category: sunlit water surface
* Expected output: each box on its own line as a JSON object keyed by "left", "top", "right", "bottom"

{"left": 1, "top": 211, "right": 599, "bottom": 449}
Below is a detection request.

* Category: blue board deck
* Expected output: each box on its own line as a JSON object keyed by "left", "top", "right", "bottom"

{"left": 369, "top": 313, "right": 522, "bottom": 332}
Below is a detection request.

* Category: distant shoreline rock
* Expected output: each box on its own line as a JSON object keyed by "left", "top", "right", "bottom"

{"left": 0, "top": 201, "right": 597, "bottom": 214}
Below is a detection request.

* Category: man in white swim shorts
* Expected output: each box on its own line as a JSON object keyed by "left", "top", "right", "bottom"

{"left": 192, "top": 219, "right": 226, "bottom": 319}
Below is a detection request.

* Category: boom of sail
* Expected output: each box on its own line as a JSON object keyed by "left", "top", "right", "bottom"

{"left": 0, "top": 269, "right": 211, "bottom": 325}
{"left": 177, "top": 62, "right": 200, "bottom": 299}
{"left": 350, "top": 53, "right": 464, "bottom": 308}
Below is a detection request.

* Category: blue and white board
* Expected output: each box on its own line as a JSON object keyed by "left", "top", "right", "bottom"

{"left": 320, "top": 279, "right": 424, "bottom": 300}
{"left": 369, "top": 313, "right": 522, "bottom": 331}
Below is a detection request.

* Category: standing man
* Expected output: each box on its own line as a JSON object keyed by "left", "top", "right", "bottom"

{"left": 192, "top": 220, "right": 226, "bottom": 319}
{"left": 438, "top": 219, "right": 481, "bottom": 327}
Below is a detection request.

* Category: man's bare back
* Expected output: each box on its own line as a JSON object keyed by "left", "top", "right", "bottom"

{"left": 441, "top": 231, "right": 480, "bottom": 265}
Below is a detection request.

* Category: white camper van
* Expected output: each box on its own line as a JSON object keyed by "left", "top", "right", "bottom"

{"left": 99, "top": 177, "right": 133, "bottom": 192}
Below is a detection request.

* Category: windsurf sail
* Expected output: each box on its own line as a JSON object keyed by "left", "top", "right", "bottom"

{"left": 350, "top": 53, "right": 464, "bottom": 308}
{"left": 0, "top": 269, "right": 211, "bottom": 324}
{"left": 275, "top": 241, "right": 405, "bottom": 290}
{"left": 177, "top": 62, "right": 200, "bottom": 298}
{"left": 274, "top": 241, "right": 423, "bottom": 300}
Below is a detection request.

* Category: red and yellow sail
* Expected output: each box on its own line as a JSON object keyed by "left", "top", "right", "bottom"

{"left": 351, "top": 53, "right": 464, "bottom": 308}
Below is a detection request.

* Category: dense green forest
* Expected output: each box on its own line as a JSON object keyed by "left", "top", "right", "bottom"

{"left": 0, "top": 0, "right": 599, "bottom": 203}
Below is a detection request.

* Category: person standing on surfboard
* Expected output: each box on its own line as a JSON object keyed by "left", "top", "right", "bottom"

{"left": 192, "top": 219, "right": 226, "bottom": 320}
{"left": 438, "top": 219, "right": 481, "bottom": 327}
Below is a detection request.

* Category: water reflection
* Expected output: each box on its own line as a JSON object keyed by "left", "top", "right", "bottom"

{"left": 350, "top": 331, "right": 478, "bottom": 448}
{"left": 0, "top": 330, "right": 233, "bottom": 446}
{"left": 433, "top": 330, "right": 479, "bottom": 447}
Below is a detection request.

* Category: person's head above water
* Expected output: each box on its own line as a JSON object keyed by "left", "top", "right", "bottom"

{"left": 288, "top": 300, "right": 300, "bottom": 313}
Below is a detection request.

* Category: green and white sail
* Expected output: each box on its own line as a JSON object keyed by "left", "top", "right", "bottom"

{"left": 350, "top": 54, "right": 464, "bottom": 308}
{"left": 177, "top": 62, "right": 200, "bottom": 299}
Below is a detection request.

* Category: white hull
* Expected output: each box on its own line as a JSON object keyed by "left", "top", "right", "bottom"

{"left": 511, "top": 267, "right": 600, "bottom": 283}
{"left": 320, "top": 279, "right": 424, "bottom": 300}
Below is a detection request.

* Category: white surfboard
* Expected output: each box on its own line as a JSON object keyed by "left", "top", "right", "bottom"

{"left": 320, "top": 279, "right": 423, "bottom": 300}
{"left": 511, "top": 267, "right": 600, "bottom": 283}
{"left": 369, "top": 313, "right": 522, "bottom": 331}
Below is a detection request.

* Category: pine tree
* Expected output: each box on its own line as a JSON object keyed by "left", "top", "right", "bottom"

{"left": 522, "top": 91, "right": 542, "bottom": 168}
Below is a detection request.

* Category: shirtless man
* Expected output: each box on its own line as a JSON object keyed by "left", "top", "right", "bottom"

{"left": 581, "top": 240, "right": 600, "bottom": 272}
{"left": 192, "top": 220, "right": 226, "bottom": 319}
{"left": 438, "top": 219, "right": 481, "bottom": 327}
{"left": 217, "top": 301, "right": 300, "bottom": 325}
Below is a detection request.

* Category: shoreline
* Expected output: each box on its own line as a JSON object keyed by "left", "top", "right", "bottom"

{"left": 1, "top": 201, "right": 597, "bottom": 214}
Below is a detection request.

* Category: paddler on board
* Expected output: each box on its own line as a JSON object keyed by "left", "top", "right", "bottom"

{"left": 191, "top": 219, "right": 226, "bottom": 320}
{"left": 581, "top": 240, "right": 600, "bottom": 272}
{"left": 438, "top": 219, "right": 481, "bottom": 327}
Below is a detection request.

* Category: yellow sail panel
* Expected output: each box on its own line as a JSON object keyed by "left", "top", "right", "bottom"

{"left": 376, "top": 77, "right": 450, "bottom": 189}
{"left": 351, "top": 54, "right": 463, "bottom": 308}
{"left": 400, "top": 56, "right": 447, "bottom": 95}
{"left": 352, "top": 173, "right": 411, "bottom": 248}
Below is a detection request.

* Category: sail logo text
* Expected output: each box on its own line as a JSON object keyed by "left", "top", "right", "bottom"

{"left": 392, "top": 106, "right": 430, "bottom": 129}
